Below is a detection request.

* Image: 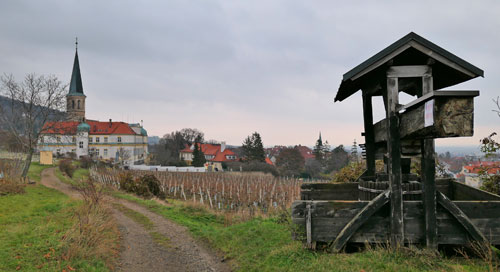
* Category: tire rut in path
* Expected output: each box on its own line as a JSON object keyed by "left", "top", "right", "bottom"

{"left": 39, "top": 168, "right": 231, "bottom": 272}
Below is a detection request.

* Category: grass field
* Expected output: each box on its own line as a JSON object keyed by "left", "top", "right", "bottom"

{"left": 113, "top": 191, "right": 494, "bottom": 272}
{"left": 0, "top": 164, "right": 116, "bottom": 271}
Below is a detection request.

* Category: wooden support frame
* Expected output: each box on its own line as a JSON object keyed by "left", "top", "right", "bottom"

{"left": 330, "top": 190, "right": 390, "bottom": 252}
{"left": 387, "top": 65, "right": 432, "bottom": 78}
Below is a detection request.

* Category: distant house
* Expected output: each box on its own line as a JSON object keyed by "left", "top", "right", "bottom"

{"left": 179, "top": 142, "right": 237, "bottom": 171}
{"left": 265, "top": 145, "right": 314, "bottom": 164}
{"left": 460, "top": 161, "right": 500, "bottom": 188}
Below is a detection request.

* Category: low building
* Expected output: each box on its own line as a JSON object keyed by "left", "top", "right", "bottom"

{"left": 179, "top": 142, "right": 237, "bottom": 171}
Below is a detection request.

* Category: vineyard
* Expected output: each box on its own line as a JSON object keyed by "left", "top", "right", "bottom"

{"left": 90, "top": 168, "right": 314, "bottom": 213}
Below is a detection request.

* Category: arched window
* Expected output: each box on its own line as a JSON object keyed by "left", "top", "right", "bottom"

{"left": 72, "top": 100, "right": 75, "bottom": 109}
{"left": 78, "top": 100, "right": 80, "bottom": 109}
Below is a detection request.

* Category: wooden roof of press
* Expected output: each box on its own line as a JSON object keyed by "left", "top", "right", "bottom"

{"left": 335, "top": 32, "right": 484, "bottom": 102}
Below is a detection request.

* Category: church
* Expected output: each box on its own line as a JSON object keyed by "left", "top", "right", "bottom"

{"left": 38, "top": 44, "right": 148, "bottom": 165}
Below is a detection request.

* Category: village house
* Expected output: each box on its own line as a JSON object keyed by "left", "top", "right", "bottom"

{"left": 458, "top": 161, "right": 500, "bottom": 188}
{"left": 179, "top": 142, "right": 237, "bottom": 170}
{"left": 38, "top": 44, "right": 148, "bottom": 165}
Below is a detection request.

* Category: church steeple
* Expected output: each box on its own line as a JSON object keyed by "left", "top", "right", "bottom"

{"left": 66, "top": 38, "right": 86, "bottom": 122}
{"left": 69, "top": 38, "right": 84, "bottom": 96}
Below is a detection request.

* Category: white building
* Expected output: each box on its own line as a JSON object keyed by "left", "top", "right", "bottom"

{"left": 38, "top": 44, "right": 148, "bottom": 165}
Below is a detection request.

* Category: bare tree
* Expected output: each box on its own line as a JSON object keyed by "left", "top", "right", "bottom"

{"left": 117, "top": 147, "right": 131, "bottom": 166}
{"left": 0, "top": 73, "right": 66, "bottom": 177}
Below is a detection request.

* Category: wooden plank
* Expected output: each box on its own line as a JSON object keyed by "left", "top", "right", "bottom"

{"left": 437, "top": 191, "right": 489, "bottom": 249}
{"left": 330, "top": 190, "right": 390, "bottom": 252}
{"left": 306, "top": 203, "right": 312, "bottom": 248}
{"left": 387, "top": 65, "right": 432, "bottom": 78}
{"left": 451, "top": 181, "right": 500, "bottom": 201}
{"left": 398, "top": 90, "right": 479, "bottom": 112}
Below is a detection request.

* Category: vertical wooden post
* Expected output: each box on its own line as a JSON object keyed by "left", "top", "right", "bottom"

{"left": 421, "top": 73, "right": 437, "bottom": 249}
{"left": 362, "top": 91, "right": 376, "bottom": 177}
{"left": 386, "top": 76, "right": 404, "bottom": 245}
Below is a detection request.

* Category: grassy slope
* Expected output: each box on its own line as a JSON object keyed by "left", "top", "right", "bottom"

{"left": 55, "top": 167, "right": 89, "bottom": 186}
{"left": 113, "top": 192, "right": 490, "bottom": 272}
{"left": 0, "top": 164, "right": 111, "bottom": 271}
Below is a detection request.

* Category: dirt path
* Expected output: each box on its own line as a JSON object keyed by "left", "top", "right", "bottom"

{"left": 40, "top": 168, "right": 231, "bottom": 272}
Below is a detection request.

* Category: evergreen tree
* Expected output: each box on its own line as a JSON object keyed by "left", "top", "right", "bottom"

{"left": 192, "top": 136, "right": 206, "bottom": 167}
{"left": 241, "top": 132, "right": 266, "bottom": 162}
{"left": 313, "top": 132, "right": 324, "bottom": 161}
{"left": 251, "top": 132, "right": 266, "bottom": 162}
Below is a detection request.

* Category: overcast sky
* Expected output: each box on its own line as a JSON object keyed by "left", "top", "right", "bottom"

{"left": 1, "top": 0, "right": 499, "bottom": 148}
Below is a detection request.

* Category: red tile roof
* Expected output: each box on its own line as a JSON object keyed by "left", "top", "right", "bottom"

{"left": 42, "top": 120, "right": 139, "bottom": 135}
{"left": 463, "top": 162, "right": 500, "bottom": 174}
{"left": 180, "top": 143, "right": 237, "bottom": 162}
{"left": 265, "top": 157, "right": 274, "bottom": 165}
{"left": 295, "top": 145, "right": 315, "bottom": 160}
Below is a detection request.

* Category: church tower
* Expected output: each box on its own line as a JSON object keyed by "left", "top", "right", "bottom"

{"left": 66, "top": 39, "right": 86, "bottom": 122}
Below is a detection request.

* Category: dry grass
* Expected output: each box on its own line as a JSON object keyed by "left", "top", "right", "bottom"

{"left": 0, "top": 158, "right": 26, "bottom": 195}
{"left": 455, "top": 241, "right": 499, "bottom": 272}
{"left": 60, "top": 178, "right": 120, "bottom": 269}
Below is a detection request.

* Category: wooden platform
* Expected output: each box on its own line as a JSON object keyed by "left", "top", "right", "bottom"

{"left": 292, "top": 179, "right": 500, "bottom": 246}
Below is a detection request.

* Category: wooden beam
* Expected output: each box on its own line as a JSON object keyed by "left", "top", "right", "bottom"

{"left": 386, "top": 76, "right": 404, "bottom": 244}
{"left": 374, "top": 96, "right": 476, "bottom": 142}
{"left": 362, "top": 91, "right": 376, "bottom": 176}
{"left": 437, "top": 191, "right": 489, "bottom": 250}
{"left": 409, "top": 41, "right": 477, "bottom": 78}
{"left": 398, "top": 90, "right": 479, "bottom": 112}
{"left": 330, "top": 190, "right": 390, "bottom": 252}
{"left": 306, "top": 203, "right": 312, "bottom": 248}
{"left": 421, "top": 73, "right": 438, "bottom": 249}
{"left": 387, "top": 65, "right": 431, "bottom": 78}
{"left": 351, "top": 44, "right": 412, "bottom": 80}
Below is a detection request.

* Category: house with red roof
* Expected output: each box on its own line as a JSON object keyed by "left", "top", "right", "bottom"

{"left": 460, "top": 161, "right": 500, "bottom": 188}
{"left": 179, "top": 142, "right": 237, "bottom": 171}
{"left": 37, "top": 45, "right": 148, "bottom": 165}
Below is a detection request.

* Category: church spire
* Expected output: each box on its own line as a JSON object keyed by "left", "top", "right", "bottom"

{"left": 69, "top": 37, "right": 84, "bottom": 96}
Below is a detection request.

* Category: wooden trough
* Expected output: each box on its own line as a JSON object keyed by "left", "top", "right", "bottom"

{"left": 292, "top": 32, "right": 497, "bottom": 252}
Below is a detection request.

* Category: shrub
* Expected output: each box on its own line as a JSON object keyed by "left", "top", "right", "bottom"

{"left": 79, "top": 156, "right": 93, "bottom": 169}
{"left": 0, "top": 180, "right": 25, "bottom": 195}
{"left": 331, "top": 162, "right": 365, "bottom": 183}
{"left": 59, "top": 159, "right": 75, "bottom": 178}
{"left": 118, "top": 172, "right": 136, "bottom": 193}
{"left": 139, "top": 174, "right": 164, "bottom": 198}
{"left": 118, "top": 172, "right": 156, "bottom": 198}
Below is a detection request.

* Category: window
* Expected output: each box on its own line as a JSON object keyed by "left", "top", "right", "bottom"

{"left": 89, "top": 137, "right": 93, "bottom": 143}
{"left": 56, "top": 136, "right": 61, "bottom": 142}
{"left": 72, "top": 136, "right": 76, "bottom": 143}
{"left": 95, "top": 149, "right": 100, "bottom": 156}
{"left": 56, "top": 149, "right": 61, "bottom": 154}
{"left": 71, "top": 149, "right": 76, "bottom": 153}
{"left": 77, "top": 100, "right": 80, "bottom": 109}
{"left": 96, "top": 137, "right": 100, "bottom": 143}
{"left": 79, "top": 141, "right": 83, "bottom": 148}
{"left": 118, "top": 136, "right": 122, "bottom": 143}
{"left": 41, "top": 137, "right": 44, "bottom": 143}
{"left": 104, "top": 137, "right": 108, "bottom": 143}
{"left": 104, "top": 149, "right": 108, "bottom": 156}
{"left": 72, "top": 100, "right": 75, "bottom": 109}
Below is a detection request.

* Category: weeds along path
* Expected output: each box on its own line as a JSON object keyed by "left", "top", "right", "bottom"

{"left": 40, "top": 168, "right": 230, "bottom": 272}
